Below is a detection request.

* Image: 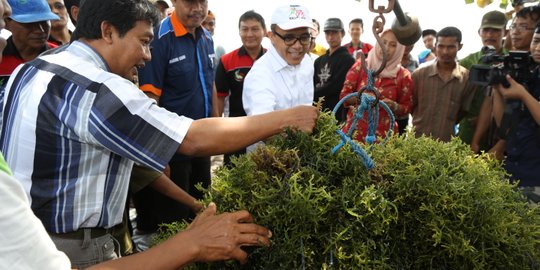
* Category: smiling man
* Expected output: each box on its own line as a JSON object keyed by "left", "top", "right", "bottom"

{"left": 243, "top": 3, "right": 315, "bottom": 117}
{"left": 0, "top": 0, "right": 318, "bottom": 267}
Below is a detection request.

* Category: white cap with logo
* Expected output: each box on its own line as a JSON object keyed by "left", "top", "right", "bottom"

{"left": 271, "top": 4, "right": 314, "bottom": 30}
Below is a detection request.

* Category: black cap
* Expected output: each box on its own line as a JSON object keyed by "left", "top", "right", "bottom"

{"left": 421, "top": 29, "right": 437, "bottom": 37}
{"left": 324, "top": 18, "right": 344, "bottom": 32}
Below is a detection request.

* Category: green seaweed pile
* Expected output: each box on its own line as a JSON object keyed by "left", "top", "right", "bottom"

{"left": 156, "top": 111, "right": 540, "bottom": 269}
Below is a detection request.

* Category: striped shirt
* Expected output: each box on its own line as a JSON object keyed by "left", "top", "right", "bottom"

{"left": 411, "top": 60, "right": 473, "bottom": 142}
{"left": 0, "top": 41, "right": 193, "bottom": 233}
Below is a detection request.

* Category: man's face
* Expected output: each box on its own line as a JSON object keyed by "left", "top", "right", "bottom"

{"left": 348, "top": 22, "right": 362, "bottom": 41}
{"left": 270, "top": 26, "right": 311, "bottom": 66}
{"left": 109, "top": 20, "right": 153, "bottom": 81}
{"left": 311, "top": 22, "right": 319, "bottom": 37}
{"left": 423, "top": 34, "right": 436, "bottom": 51}
{"left": 530, "top": 32, "right": 540, "bottom": 64}
{"left": 324, "top": 30, "right": 344, "bottom": 50}
{"left": 47, "top": 0, "right": 68, "bottom": 29}
{"left": 239, "top": 19, "right": 265, "bottom": 52}
{"left": 154, "top": 2, "right": 169, "bottom": 21}
{"left": 479, "top": 27, "right": 504, "bottom": 51}
{"left": 5, "top": 19, "right": 51, "bottom": 51}
{"left": 435, "top": 36, "right": 461, "bottom": 66}
{"left": 172, "top": 0, "right": 207, "bottom": 32}
{"left": 202, "top": 17, "right": 215, "bottom": 35}
{"left": 510, "top": 16, "right": 536, "bottom": 51}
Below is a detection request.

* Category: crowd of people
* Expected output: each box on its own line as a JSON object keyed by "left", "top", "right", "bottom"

{"left": 0, "top": 0, "right": 539, "bottom": 269}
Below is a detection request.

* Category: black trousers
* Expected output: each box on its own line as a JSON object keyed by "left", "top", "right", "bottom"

{"left": 133, "top": 156, "right": 211, "bottom": 232}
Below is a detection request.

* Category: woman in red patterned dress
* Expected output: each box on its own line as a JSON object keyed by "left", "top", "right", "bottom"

{"left": 340, "top": 29, "right": 414, "bottom": 143}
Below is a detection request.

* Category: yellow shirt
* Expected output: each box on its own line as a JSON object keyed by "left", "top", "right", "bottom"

{"left": 310, "top": 43, "right": 327, "bottom": 56}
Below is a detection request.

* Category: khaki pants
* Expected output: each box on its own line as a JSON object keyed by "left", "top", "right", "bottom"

{"left": 49, "top": 229, "right": 119, "bottom": 269}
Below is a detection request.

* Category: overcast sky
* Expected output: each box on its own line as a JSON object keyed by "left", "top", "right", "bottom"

{"left": 208, "top": 0, "right": 513, "bottom": 59}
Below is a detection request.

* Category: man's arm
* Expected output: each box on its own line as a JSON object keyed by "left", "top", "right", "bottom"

{"left": 86, "top": 203, "right": 271, "bottom": 270}
{"left": 150, "top": 173, "right": 203, "bottom": 213}
{"left": 498, "top": 75, "right": 540, "bottom": 125}
{"left": 212, "top": 83, "right": 225, "bottom": 117}
{"left": 471, "top": 96, "right": 492, "bottom": 153}
{"left": 177, "top": 105, "right": 318, "bottom": 157}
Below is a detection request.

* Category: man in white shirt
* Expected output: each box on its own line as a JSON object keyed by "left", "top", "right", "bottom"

{"left": 243, "top": 4, "right": 315, "bottom": 116}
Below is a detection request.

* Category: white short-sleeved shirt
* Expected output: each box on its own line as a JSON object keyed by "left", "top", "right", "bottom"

{"left": 242, "top": 44, "right": 314, "bottom": 116}
{"left": 0, "top": 168, "right": 71, "bottom": 270}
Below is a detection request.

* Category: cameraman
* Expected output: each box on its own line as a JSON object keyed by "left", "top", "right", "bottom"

{"left": 492, "top": 20, "right": 540, "bottom": 202}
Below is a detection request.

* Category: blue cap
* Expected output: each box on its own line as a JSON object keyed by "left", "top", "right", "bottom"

{"left": 8, "top": 0, "right": 60, "bottom": 23}
{"left": 418, "top": 50, "right": 431, "bottom": 64}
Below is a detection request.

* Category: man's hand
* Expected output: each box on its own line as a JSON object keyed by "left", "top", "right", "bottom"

{"left": 186, "top": 203, "right": 272, "bottom": 264}
{"left": 495, "top": 75, "right": 528, "bottom": 101}
{"left": 282, "top": 105, "right": 319, "bottom": 133}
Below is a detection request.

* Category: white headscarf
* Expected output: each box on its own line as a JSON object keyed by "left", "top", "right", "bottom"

{"left": 366, "top": 29, "right": 406, "bottom": 78}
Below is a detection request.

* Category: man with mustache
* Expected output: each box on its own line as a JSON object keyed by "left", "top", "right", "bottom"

{"left": 0, "top": 0, "right": 59, "bottom": 84}
{"left": 458, "top": 10, "right": 507, "bottom": 153}
{"left": 137, "top": 0, "right": 216, "bottom": 237}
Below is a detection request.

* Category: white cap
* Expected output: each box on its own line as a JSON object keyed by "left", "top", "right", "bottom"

{"left": 271, "top": 4, "right": 314, "bottom": 30}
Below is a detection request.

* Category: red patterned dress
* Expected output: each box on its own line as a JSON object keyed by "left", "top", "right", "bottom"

{"left": 340, "top": 62, "right": 413, "bottom": 143}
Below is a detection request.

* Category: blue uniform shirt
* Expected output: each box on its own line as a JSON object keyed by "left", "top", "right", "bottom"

{"left": 138, "top": 14, "right": 215, "bottom": 120}
{"left": 505, "top": 71, "right": 540, "bottom": 187}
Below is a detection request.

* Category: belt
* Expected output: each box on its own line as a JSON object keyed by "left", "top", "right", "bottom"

{"left": 50, "top": 227, "right": 113, "bottom": 240}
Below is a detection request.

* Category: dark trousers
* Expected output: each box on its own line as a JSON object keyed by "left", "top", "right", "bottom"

{"left": 224, "top": 148, "right": 246, "bottom": 166}
{"left": 134, "top": 156, "right": 211, "bottom": 232}
{"left": 397, "top": 117, "right": 409, "bottom": 136}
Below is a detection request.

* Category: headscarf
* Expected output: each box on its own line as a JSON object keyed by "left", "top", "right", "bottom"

{"left": 366, "top": 29, "right": 406, "bottom": 78}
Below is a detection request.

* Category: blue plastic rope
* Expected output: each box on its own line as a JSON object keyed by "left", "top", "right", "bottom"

{"left": 331, "top": 69, "right": 396, "bottom": 169}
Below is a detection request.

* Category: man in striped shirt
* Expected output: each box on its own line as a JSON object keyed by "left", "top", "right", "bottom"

{"left": 0, "top": 0, "right": 318, "bottom": 267}
{"left": 412, "top": 26, "right": 474, "bottom": 142}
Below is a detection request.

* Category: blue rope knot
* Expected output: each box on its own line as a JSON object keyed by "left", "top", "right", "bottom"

{"left": 331, "top": 69, "right": 395, "bottom": 170}
{"left": 365, "top": 135, "right": 376, "bottom": 144}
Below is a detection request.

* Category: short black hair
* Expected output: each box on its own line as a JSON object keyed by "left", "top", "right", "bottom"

{"left": 75, "top": 0, "right": 160, "bottom": 40}
{"left": 516, "top": 4, "right": 540, "bottom": 22}
{"left": 436, "top": 26, "right": 462, "bottom": 44}
{"left": 535, "top": 19, "right": 540, "bottom": 33}
{"left": 238, "top": 10, "right": 266, "bottom": 31}
{"left": 422, "top": 29, "right": 437, "bottom": 38}
{"left": 349, "top": 18, "right": 364, "bottom": 28}
{"left": 64, "top": 0, "right": 80, "bottom": 25}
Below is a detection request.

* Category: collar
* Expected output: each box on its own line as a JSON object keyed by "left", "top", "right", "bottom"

{"left": 427, "top": 60, "right": 465, "bottom": 80}
{"left": 170, "top": 14, "right": 188, "bottom": 37}
{"left": 238, "top": 46, "right": 266, "bottom": 59}
{"left": 328, "top": 46, "right": 348, "bottom": 56}
{"left": 347, "top": 41, "right": 363, "bottom": 49}
{"left": 267, "top": 44, "right": 290, "bottom": 72}
{"left": 67, "top": 41, "right": 111, "bottom": 72}
{"left": 4, "top": 36, "right": 54, "bottom": 59}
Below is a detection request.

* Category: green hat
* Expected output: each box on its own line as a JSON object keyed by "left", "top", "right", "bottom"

{"left": 480, "top": 10, "right": 507, "bottom": 30}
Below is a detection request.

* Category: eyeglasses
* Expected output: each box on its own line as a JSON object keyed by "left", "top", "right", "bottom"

{"left": 273, "top": 31, "right": 312, "bottom": 46}
{"left": 509, "top": 24, "right": 535, "bottom": 32}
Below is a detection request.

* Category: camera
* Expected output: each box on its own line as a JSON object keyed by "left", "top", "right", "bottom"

{"left": 469, "top": 46, "right": 535, "bottom": 88}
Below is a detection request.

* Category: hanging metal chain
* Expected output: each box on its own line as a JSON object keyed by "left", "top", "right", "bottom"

{"left": 354, "top": 0, "right": 396, "bottom": 105}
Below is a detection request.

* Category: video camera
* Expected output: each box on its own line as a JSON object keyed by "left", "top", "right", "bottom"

{"left": 469, "top": 46, "right": 535, "bottom": 88}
